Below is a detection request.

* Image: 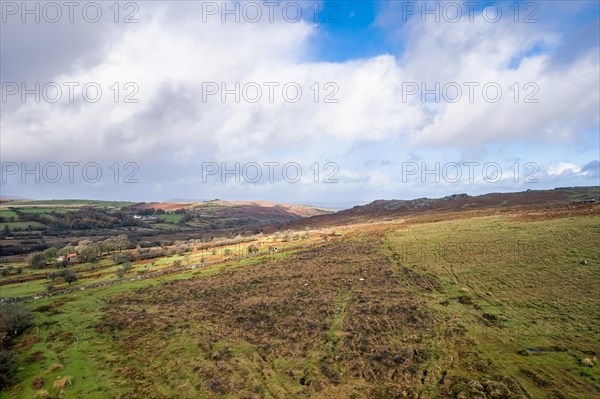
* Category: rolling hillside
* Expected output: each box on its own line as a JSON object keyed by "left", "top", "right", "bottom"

{"left": 282, "top": 187, "right": 600, "bottom": 229}
{"left": 1, "top": 188, "right": 599, "bottom": 398}
{"left": 0, "top": 199, "right": 332, "bottom": 257}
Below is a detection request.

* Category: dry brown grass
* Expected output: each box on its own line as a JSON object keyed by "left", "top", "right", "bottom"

{"left": 34, "top": 390, "right": 49, "bottom": 398}
{"left": 581, "top": 357, "right": 597, "bottom": 367}
{"left": 51, "top": 375, "right": 72, "bottom": 390}
{"left": 46, "top": 363, "right": 63, "bottom": 372}
{"left": 99, "top": 232, "right": 435, "bottom": 398}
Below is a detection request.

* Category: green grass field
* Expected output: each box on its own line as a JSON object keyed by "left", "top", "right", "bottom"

{"left": 152, "top": 222, "right": 186, "bottom": 230}
{"left": 157, "top": 214, "right": 184, "bottom": 223}
{"left": 15, "top": 208, "right": 73, "bottom": 215}
{"left": 0, "top": 221, "right": 47, "bottom": 231}
{"left": 0, "top": 210, "right": 18, "bottom": 219}
{"left": 384, "top": 213, "right": 600, "bottom": 398}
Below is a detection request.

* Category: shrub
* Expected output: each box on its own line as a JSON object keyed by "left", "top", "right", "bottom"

{"left": 0, "top": 302, "right": 34, "bottom": 339}
{"left": 49, "top": 269, "right": 78, "bottom": 285}
{"left": 63, "top": 270, "right": 77, "bottom": 285}
{"left": 113, "top": 253, "right": 130, "bottom": 265}
{"left": 135, "top": 249, "right": 167, "bottom": 261}
{"left": 31, "top": 377, "right": 45, "bottom": 389}
{"left": 44, "top": 247, "right": 58, "bottom": 262}
{"left": 0, "top": 350, "right": 15, "bottom": 387}
{"left": 205, "top": 377, "right": 228, "bottom": 394}
{"left": 122, "top": 261, "right": 132, "bottom": 272}
{"left": 27, "top": 252, "right": 47, "bottom": 269}
{"left": 0, "top": 303, "right": 33, "bottom": 388}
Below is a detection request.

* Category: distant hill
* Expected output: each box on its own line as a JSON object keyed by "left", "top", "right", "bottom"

{"left": 291, "top": 200, "right": 368, "bottom": 210}
{"left": 128, "top": 199, "right": 332, "bottom": 218}
{"left": 0, "top": 199, "right": 333, "bottom": 256}
{"left": 0, "top": 195, "right": 33, "bottom": 201}
{"left": 282, "top": 186, "right": 600, "bottom": 229}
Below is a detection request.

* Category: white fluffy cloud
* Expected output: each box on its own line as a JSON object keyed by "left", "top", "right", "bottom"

{"left": 547, "top": 162, "right": 581, "bottom": 176}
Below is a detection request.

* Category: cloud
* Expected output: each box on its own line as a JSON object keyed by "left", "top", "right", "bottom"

{"left": 547, "top": 161, "right": 600, "bottom": 179}
{"left": 581, "top": 160, "right": 600, "bottom": 179}
{"left": 1, "top": 1, "right": 598, "bottom": 201}
{"left": 547, "top": 162, "right": 581, "bottom": 176}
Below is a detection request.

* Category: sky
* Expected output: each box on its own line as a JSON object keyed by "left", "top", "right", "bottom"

{"left": 0, "top": 0, "right": 599, "bottom": 206}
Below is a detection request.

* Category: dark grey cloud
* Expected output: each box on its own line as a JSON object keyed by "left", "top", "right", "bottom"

{"left": 0, "top": 10, "right": 135, "bottom": 82}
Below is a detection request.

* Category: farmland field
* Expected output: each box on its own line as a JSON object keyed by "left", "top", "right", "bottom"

{"left": 157, "top": 214, "right": 184, "bottom": 224}
{"left": 0, "top": 199, "right": 332, "bottom": 257}
{"left": 1, "top": 198, "right": 598, "bottom": 398}
{"left": 0, "top": 211, "right": 18, "bottom": 219}
{"left": 0, "top": 221, "right": 47, "bottom": 231}
{"left": 15, "top": 209, "right": 74, "bottom": 215}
